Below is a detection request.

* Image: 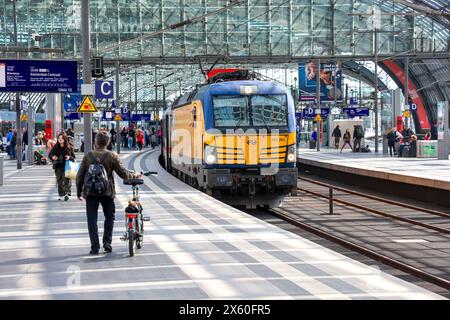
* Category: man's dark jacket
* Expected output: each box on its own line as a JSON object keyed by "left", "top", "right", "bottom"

{"left": 76, "top": 147, "right": 132, "bottom": 198}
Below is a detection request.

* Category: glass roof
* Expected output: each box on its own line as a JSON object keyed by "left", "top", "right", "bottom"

{"left": 0, "top": 0, "right": 448, "bottom": 114}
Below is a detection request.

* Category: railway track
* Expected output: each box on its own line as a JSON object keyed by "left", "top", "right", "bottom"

{"left": 297, "top": 176, "right": 450, "bottom": 234}
{"left": 264, "top": 176, "right": 450, "bottom": 292}
{"left": 266, "top": 206, "right": 450, "bottom": 291}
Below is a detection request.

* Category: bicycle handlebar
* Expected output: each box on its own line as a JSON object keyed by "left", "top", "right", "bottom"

{"left": 127, "top": 170, "right": 158, "bottom": 176}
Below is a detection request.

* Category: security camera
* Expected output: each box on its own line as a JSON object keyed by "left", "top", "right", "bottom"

{"left": 31, "top": 33, "right": 42, "bottom": 47}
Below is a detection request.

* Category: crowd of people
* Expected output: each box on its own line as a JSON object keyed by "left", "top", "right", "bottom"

{"left": 329, "top": 123, "right": 431, "bottom": 157}
{"left": 386, "top": 126, "right": 424, "bottom": 157}
{"left": 0, "top": 128, "right": 52, "bottom": 161}
{"left": 330, "top": 124, "right": 368, "bottom": 153}
{"left": 119, "top": 125, "right": 161, "bottom": 151}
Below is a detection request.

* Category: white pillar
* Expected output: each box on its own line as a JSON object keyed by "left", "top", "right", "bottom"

{"left": 45, "top": 93, "right": 63, "bottom": 140}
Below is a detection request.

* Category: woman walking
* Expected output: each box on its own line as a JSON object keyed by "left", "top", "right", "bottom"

{"left": 49, "top": 133, "right": 75, "bottom": 201}
{"left": 340, "top": 129, "right": 352, "bottom": 153}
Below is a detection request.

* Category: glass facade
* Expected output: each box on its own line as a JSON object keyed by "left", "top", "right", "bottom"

{"left": 0, "top": 0, "right": 448, "bottom": 60}
{"left": 0, "top": 1, "right": 448, "bottom": 112}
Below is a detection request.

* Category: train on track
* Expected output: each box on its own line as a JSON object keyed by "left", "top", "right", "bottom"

{"left": 160, "top": 70, "right": 297, "bottom": 208}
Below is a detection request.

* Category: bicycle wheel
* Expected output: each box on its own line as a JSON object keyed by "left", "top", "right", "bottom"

{"left": 128, "top": 229, "right": 134, "bottom": 257}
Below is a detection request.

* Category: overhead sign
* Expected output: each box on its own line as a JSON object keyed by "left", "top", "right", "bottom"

{"left": 101, "top": 110, "right": 115, "bottom": 121}
{"left": 298, "top": 62, "right": 342, "bottom": 102}
{"left": 349, "top": 97, "right": 358, "bottom": 105}
{"left": 114, "top": 114, "right": 122, "bottom": 121}
{"left": 95, "top": 80, "right": 114, "bottom": 99}
{"left": 344, "top": 107, "right": 370, "bottom": 118}
{"left": 0, "top": 59, "right": 77, "bottom": 93}
{"left": 403, "top": 110, "right": 411, "bottom": 118}
{"left": 64, "top": 112, "right": 82, "bottom": 120}
{"left": 300, "top": 107, "right": 330, "bottom": 119}
{"left": 409, "top": 103, "right": 417, "bottom": 111}
{"left": 21, "top": 114, "right": 27, "bottom": 121}
{"left": 64, "top": 79, "right": 83, "bottom": 112}
{"left": 131, "top": 114, "right": 151, "bottom": 122}
{"left": 77, "top": 96, "right": 98, "bottom": 113}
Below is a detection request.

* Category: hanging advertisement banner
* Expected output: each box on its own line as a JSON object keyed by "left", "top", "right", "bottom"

{"left": 436, "top": 101, "right": 449, "bottom": 160}
{"left": 436, "top": 101, "right": 447, "bottom": 140}
{"left": 298, "top": 62, "right": 342, "bottom": 102}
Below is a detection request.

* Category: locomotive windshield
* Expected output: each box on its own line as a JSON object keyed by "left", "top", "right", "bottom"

{"left": 212, "top": 94, "right": 288, "bottom": 128}
{"left": 251, "top": 95, "right": 288, "bottom": 127}
{"left": 213, "top": 96, "right": 250, "bottom": 127}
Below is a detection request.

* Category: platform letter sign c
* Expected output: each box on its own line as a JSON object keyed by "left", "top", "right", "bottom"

{"left": 95, "top": 80, "right": 114, "bottom": 99}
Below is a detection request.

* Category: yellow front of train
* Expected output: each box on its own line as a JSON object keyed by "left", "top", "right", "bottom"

{"left": 200, "top": 80, "right": 298, "bottom": 208}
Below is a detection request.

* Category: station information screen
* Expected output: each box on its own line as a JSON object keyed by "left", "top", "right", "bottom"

{"left": 0, "top": 59, "right": 77, "bottom": 93}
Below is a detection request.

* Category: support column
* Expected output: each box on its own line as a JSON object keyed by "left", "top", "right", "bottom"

{"left": 374, "top": 29, "right": 379, "bottom": 153}
{"left": 404, "top": 57, "right": 409, "bottom": 127}
{"left": 316, "top": 59, "right": 321, "bottom": 152}
{"left": 115, "top": 60, "right": 121, "bottom": 154}
{"left": 13, "top": 0, "right": 22, "bottom": 169}
{"left": 45, "top": 93, "right": 63, "bottom": 140}
{"left": 81, "top": 0, "right": 92, "bottom": 154}
{"left": 27, "top": 100, "right": 33, "bottom": 164}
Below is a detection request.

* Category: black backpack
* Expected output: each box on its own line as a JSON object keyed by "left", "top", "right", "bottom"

{"left": 355, "top": 125, "right": 365, "bottom": 139}
{"left": 83, "top": 152, "right": 110, "bottom": 196}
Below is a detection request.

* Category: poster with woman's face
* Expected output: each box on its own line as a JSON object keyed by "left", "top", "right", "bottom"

{"left": 299, "top": 62, "right": 342, "bottom": 102}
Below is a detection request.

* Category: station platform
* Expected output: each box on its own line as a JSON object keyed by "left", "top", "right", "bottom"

{"left": 0, "top": 149, "right": 444, "bottom": 299}
{"left": 297, "top": 148, "right": 450, "bottom": 192}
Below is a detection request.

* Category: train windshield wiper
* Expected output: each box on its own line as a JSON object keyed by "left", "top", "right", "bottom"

{"left": 233, "top": 110, "right": 247, "bottom": 131}
{"left": 253, "top": 106, "right": 271, "bottom": 132}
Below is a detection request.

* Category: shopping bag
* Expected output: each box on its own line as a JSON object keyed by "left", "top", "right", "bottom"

{"left": 64, "top": 160, "right": 80, "bottom": 180}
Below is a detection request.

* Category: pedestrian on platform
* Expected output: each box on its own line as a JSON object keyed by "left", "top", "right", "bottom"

{"left": 110, "top": 126, "right": 116, "bottom": 147}
{"left": 76, "top": 131, "right": 139, "bottom": 255}
{"left": 387, "top": 128, "right": 396, "bottom": 157}
{"left": 310, "top": 128, "right": 317, "bottom": 149}
{"left": 120, "top": 127, "right": 128, "bottom": 148}
{"left": 157, "top": 127, "right": 162, "bottom": 145}
{"left": 49, "top": 132, "right": 75, "bottom": 201}
{"left": 331, "top": 125, "right": 342, "bottom": 149}
{"left": 340, "top": 129, "right": 352, "bottom": 153}
{"left": 399, "top": 126, "right": 414, "bottom": 157}
{"left": 136, "top": 127, "right": 144, "bottom": 151}
{"left": 128, "top": 126, "right": 135, "bottom": 149}
{"left": 9, "top": 130, "right": 17, "bottom": 160}
{"left": 410, "top": 134, "right": 418, "bottom": 157}
{"left": 35, "top": 132, "right": 45, "bottom": 145}
{"left": 353, "top": 125, "right": 364, "bottom": 152}
{"left": 0, "top": 133, "right": 4, "bottom": 153}
{"left": 401, "top": 126, "right": 414, "bottom": 143}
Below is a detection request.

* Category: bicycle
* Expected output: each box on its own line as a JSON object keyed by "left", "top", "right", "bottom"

{"left": 120, "top": 170, "right": 157, "bottom": 256}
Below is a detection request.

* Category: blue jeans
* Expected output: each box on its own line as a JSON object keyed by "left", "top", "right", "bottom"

{"left": 128, "top": 137, "right": 133, "bottom": 149}
{"left": 9, "top": 143, "right": 15, "bottom": 159}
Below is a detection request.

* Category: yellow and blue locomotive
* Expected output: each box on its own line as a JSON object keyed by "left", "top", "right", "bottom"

{"left": 160, "top": 72, "right": 297, "bottom": 208}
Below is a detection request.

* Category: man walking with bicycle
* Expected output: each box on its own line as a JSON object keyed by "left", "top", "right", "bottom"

{"left": 76, "top": 131, "right": 140, "bottom": 255}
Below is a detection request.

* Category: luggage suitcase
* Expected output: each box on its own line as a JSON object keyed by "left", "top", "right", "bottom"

{"left": 401, "top": 145, "right": 410, "bottom": 157}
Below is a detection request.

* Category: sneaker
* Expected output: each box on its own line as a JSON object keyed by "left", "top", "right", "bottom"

{"left": 89, "top": 249, "right": 99, "bottom": 255}
{"left": 64, "top": 195, "right": 69, "bottom": 201}
{"left": 103, "top": 243, "right": 112, "bottom": 253}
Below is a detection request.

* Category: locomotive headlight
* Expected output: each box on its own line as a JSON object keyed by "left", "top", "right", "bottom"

{"left": 204, "top": 145, "right": 217, "bottom": 164}
{"left": 286, "top": 145, "right": 296, "bottom": 163}
{"left": 240, "top": 85, "right": 258, "bottom": 95}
